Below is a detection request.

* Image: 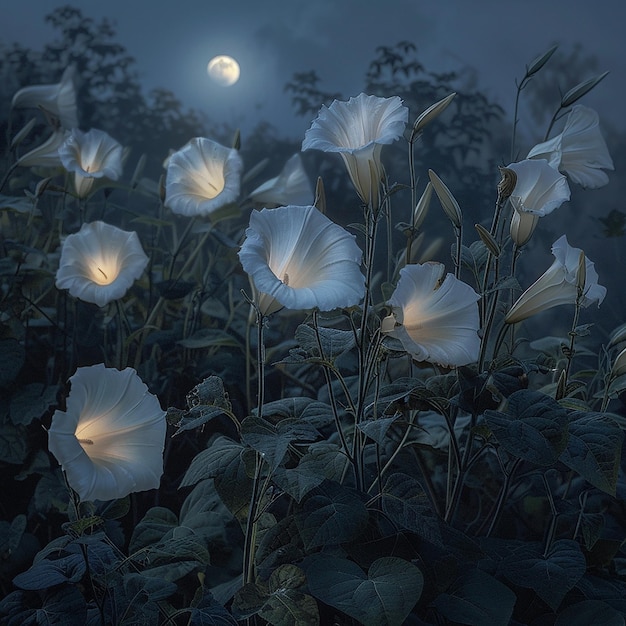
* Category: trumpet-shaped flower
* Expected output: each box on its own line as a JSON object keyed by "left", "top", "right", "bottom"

{"left": 505, "top": 235, "right": 606, "bottom": 324}
{"left": 302, "top": 93, "right": 408, "bottom": 207}
{"left": 17, "top": 129, "right": 69, "bottom": 169}
{"left": 506, "top": 159, "right": 571, "bottom": 217}
{"left": 56, "top": 221, "right": 149, "bottom": 307}
{"left": 527, "top": 105, "right": 614, "bottom": 189}
{"left": 238, "top": 205, "right": 365, "bottom": 315}
{"left": 248, "top": 153, "right": 313, "bottom": 207}
{"left": 164, "top": 137, "right": 243, "bottom": 217}
{"left": 11, "top": 66, "right": 78, "bottom": 129}
{"left": 59, "top": 128, "right": 125, "bottom": 198}
{"left": 383, "top": 263, "right": 481, "bottom": 367}
{"left": 48, "top": 364, "right": 166, "bottom": 502}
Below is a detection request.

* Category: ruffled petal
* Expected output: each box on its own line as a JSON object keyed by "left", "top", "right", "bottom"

{"left": 386, "top": 263, "right": 480, "bottom": 367}
{"left": 56, "top": 221, "right": 148, "bottom": 307}
{"left": 238, "top": 205, "right": 364, "bottom": 314}
{"left": 48, "top": 364, "right": 166, "bottom": 502}
{"left": 165, "top": 137, "right": 243, "bottom": 217}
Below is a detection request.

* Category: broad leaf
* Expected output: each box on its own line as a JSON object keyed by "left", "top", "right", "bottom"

{"left": 241, "top": 416, "right": 319, "bottom": 470}
{"left": 555, "top": 600, "right": 625, "bottom": 626}
{"left": 10, "top": 383, "right": 59, "bottom": 425}
{"left": 260, "top": 590, "right": 319, "bottom": 626}
{"left": 298, "top": 481, "right": 368, "bottom": 549}
{"left": 13, "top": 553, "right": 86, "bottom": 590}
{"left": 190, "top": 591, "right": 239, "bottom": 625}
{"left": 433, "top": 568, "right": 516, "bottom": 626}
{"left": 295, "top": 323, "right": 357, "bottom": 360}
{"left": 498, "top": 539, "right": 586, "bottom": 610}
{"left": 180, "top": 436, "right": 245, "bottom": 488}
{"left": 306, "top": 555, "right": 422, "bottom": 626}
{"left": 484, "top": 389, "right": 569, "bottom": 466}
{"left": 259, "top": 398, "right": 335, "bottom": 428}
{"left": 357, "top": 415, "right": 400, "bottom": 445}
{"left": 381, "top": 473, "right": 442, "bottom": 546}
{"left": 0, "top": 422, "right": 28, "bottom": 465}
{"left": 559, "top": 412, "right": 623, "bottom": 495}
{"left": 0, "top": 338, "right": 25, "bottom": 388}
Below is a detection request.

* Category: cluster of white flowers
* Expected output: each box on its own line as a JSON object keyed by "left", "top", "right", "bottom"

{"left": 10, "top": 66, "right": 614, "bottom": 503}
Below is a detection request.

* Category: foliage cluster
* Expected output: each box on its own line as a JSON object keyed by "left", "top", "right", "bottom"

{"left": 0, "top": 7, "right": 625, "bottom": 626}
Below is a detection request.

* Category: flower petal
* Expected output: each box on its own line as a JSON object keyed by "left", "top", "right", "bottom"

{"left": 238, "top": 205, "right": 365, "bottom": 314}
{"left": 48, "top": 364, "right": 166, "bottom": 502}
{"left": 386, "top": 263, "right": 480, "bottom": 367}
{"left": 165, "top": 137, "right": 243, "bottom": 217}
{"left": 56, "top": 221, "right": 149, "bottom": 307}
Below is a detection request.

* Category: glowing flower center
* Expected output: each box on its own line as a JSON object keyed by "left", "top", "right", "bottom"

{"left": 88, "top": 258, "right": 120, "bottom": 285}
{"left": 195, "top": 168, "right": 225, "bottom": 199}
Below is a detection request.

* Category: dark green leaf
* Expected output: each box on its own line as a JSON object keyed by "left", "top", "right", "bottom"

{"left": 298, "top": 481, "right": 368, "bottom": 549}
{"left": 484, "top": 390, "right": 569, "bottom": 466}
{"left": 295, "top": 324, "right": 356, "bottom": 359}
{"left": 0, "top": 339, "right": 25, "bottom": 388}
{"left": 555, "top": 599, "right": 625, "bottom": 626}
{"left": 172, "top": 405, "right": 228, "bottom": 436}
{"left": 10, "top": 383, "right": 59, "bottom": 425}
{"left": 357, "top": 415, "right": 400, "bottom": 445}
{"left": 13, "top": 553, "right": 86, "bottom": 589}
{"left": 129, "top": 507, "right": 179, "bottom": 553}
{"left": 190, "top": 591, "right": 239, "bottom": 625}
{"left": 381, "top": 473, "right": 442, "bottom": 546}
{"left": 560, "top": 413, "right": 624, "bottom": 495}
{"left": 306, "top": 555, "right": 422, "bottom": 626}
{"left": 0, "top": 422, "right": 28, "bottom": 465}
{"left": 241, "top": 416, "right": 319, "bottom": 470}
{"left": 433, "top": 568, "right": 516, "bottom": 626}
{"left": 260, "top": 589, "right": 319, "bottom": 626}
{"left": 178, "top": 328, "right": 240, "bottom": 349}
{"left": 232, "top": 583, "right": 267, "bottom": 619}
{"left": 0, "top": 586, "right": 87, "bottom": 625}
{"left": 259, "top": 398, "right": 334, "bottom": 428}
{"left": 499, "top": 539, "right": 586, "bottom": 610}
{"left": 180, "top": 437, "right": 245, "bottom": 488}
{"left": 124, "top": 572, "right": 177, "bottom": 601}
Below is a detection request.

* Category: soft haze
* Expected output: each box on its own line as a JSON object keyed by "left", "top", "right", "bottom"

{"left": 2, "top": 0, "right": 625, "bottom": 139}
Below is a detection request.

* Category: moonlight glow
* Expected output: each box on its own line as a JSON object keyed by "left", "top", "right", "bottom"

{"left": 207, "top": 55, "right": 240, "bottom": 87}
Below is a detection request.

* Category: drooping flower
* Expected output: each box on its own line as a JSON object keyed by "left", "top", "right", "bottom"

{"left": 56, "top": 221, "right": 149, "bottom": 307}
{"left": 507, "top": 159, "right": 571, "bottom": 217}
{"left": 302, "top": 93, "right": 408, "bottom": 207}
{"left": 504, "top": 159, "right": 571, "bottom": 246}
{"left": 48, "top": 364, "right": 166, "bottom": 502}
{"left": 248, "top": 153, "right": 313, "bottom": 207}
{"left": 505, "top": 235, "right": 606, "bottom": 324}
{"left": 238, "top": 204, "right": 365, "bottom": 315}
{"left": 527, "top": 105, "right": 614, "bottom": 189}
{"left": 58, "top": 128, "right": 125, "bottom": 198}
{"left": 382, "top": 262, "right": 481, "bottom": 367}
{"left": 164, "top": 137, "right": 243, "bottom": 217}
{"left": 11, "top": 66, "right": 78, "bottom": 129}
{"left": 17, "top": 129, "right": 69, "bottom": 169}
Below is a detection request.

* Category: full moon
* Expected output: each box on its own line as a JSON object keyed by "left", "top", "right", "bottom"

{"left": 207, "top": 55, "right": 240, "bottom": 87}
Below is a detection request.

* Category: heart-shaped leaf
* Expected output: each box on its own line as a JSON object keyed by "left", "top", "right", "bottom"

{"left": 297, "top": 481, "right": 368, "bottom": 549}
{"left": 433, "top": 568, "right": 516, "bottom": 625}
{"left": 560, "top": 412, "right": 624, "bottom": 495}
{"left": 498, "top": 539, "right": 586, "bottom": 610}
{"left": 306, "top": 555, "right": 423, "bottom": 626}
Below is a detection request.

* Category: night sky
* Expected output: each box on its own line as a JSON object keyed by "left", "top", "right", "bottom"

{"left": 2, "top": 0, "right": 625, "bottom": 139}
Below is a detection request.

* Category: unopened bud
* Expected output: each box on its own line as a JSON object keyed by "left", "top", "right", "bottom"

{"left": 428, "top": 169, "right": 462, "bottom": 230}
{"left": 497, "top": 166, "right": 517, "bottom": 201}
{"left": 576, "top": 250, "right": 586, "bottom": 296}
{"left": 314, "top": 176, "right": 326, "bottom": 215}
